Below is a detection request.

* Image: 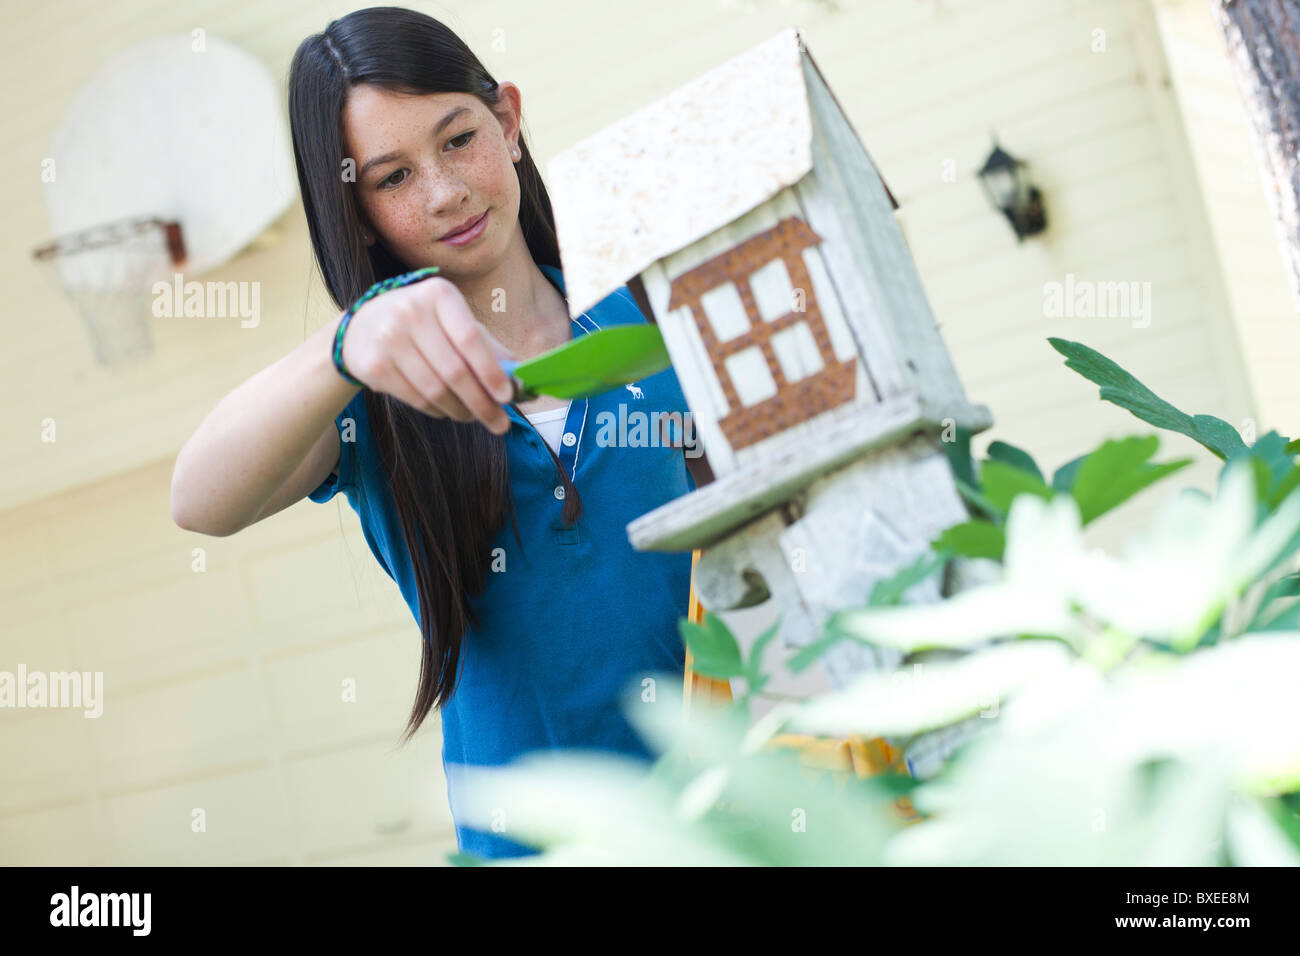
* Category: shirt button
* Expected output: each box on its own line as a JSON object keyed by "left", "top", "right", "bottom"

{"left": 553, "top": 485, "right": 566, "bottom": 500}
{"left": 562, "top": 432, "right": 577, "bottom": 447}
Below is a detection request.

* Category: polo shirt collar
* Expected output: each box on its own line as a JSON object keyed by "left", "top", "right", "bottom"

{"left": 504, "top": 264, "right": 597, "bottom": 484}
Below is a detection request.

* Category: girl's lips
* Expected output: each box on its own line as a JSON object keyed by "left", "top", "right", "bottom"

{"left": 439, "top": 210, "right": 488, "bottom": 245}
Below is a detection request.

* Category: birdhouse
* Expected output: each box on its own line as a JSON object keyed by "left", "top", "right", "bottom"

{"left": 547, "top": 27, "right": 994, "bottom": 690}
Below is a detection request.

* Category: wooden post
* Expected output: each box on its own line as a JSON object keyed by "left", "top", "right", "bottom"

{"left": 682, "top": 548, "right": 734, "bottom": 710}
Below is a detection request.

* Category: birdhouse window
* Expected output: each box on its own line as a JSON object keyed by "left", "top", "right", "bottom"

{"left": 749, "top": 258, "right": 795, "bottom": 322}
{"left": 770, "top": 321, "right": 825, "bottom": 382}
{"left": 667, "top": 216, "right": 857, "bottom": 451}
{"left": 724, "top": 347, "right": 779, "bottom": 405}
{"left": 698, "top": 282, "right": 750, "bottom": 343}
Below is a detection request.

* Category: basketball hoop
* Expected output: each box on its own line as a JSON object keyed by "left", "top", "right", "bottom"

{"left": 32, "top": 217, "right": 187, "bottom": 369}
{"left": 34, "top": 34, "right": 293, "bottom": 370}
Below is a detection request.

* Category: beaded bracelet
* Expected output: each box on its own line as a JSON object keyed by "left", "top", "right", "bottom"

{"left": 332, "top": 266, "right": 442, "bottom": 387}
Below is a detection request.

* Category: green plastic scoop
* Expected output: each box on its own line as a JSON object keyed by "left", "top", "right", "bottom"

{"left": 499, "top": 324, "right": 672, "bottom": 401}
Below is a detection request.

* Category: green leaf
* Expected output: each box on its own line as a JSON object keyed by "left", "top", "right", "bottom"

{"left": 785, "top": 633, "right": 844, "bottom": 674}
{"left": 1260, "top": 795, "right": 1300, "bottom": 853}
{"left": 932, "top": 521, "right": 1006, "bottom": 561}
{"left": 789, "top": 553, "right": 958, "bottom": 672}
{"left": 869, "top": 550, "right": 948, "bottom": 606}
{"left": 509, "top": 324, "right": 671, "bottom": 399}
{"left": 446, "top": 851, "right": 487, "bottom": 866}
{"left": 1249, "top": 430, "right": 1292, "bottom": 474}
{"left": 954, "top": 476, "right": 1001, "bottom": 521}
{"left": 680, "top": 612, "right": 745, "bottom": 679}
{"left": 1252, "top": 595, "right": 1300, "bottom": 632}
{"left": 1267, "top": 465, "right": 1300, "bottom": 510}
{"left": 785, "top": 616, "right": 877, "bottom": 674}
{"left": 1228, "top": 430, "right": 1300, "bottom": 509}
{"left": 986, "top": 441, "right": 1044, "bottom": 483}
{"left": 1051, "top": 453, "right": 1086, "bottom": 492}
{"left": 1247, "top": 456, "right": 1276, "bottom": 506}
{"left": 1272, "top": 573, "right": 1300, "bottom": 598}
{"left": 1184, "top": 414, "right": 1251, "bottom": 460}
{"left": 941, "top": 423, "right": 976, "bottom": 487}
{"left": 745, "top": 617, "right": 781, "bottom": 694}
{"left": 980, "top": 459, "right": 1054, "bottom": 516}
{"left": 1192, "top": 618, "right": 1222, "bottom": 648}
{"left": 1246, "top": 573, "right": 1300, "bottom": 633}
{"left": 1047, "top": 337, "right": 1248, "bottom": 460}
{"left": 793, "top": 640, "right": 1074, "bottom": 736}
{"left": 1068, "top": 435, "right": 1193, "bottom": 525}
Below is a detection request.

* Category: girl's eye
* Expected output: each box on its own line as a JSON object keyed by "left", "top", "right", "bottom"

{"left": 377, "top": 131, "right": 474, "bottom": 191}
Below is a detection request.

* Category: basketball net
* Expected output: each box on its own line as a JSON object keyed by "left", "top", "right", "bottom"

{"left": 32, "top": 217, "right": 186, "bottom": 369}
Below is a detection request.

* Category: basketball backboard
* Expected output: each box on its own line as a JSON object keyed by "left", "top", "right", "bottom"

{"left": 33, "top": 32, "right": 296, "bottom": 366}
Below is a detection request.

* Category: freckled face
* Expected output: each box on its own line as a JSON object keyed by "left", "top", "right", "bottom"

{"left": 343, "top": 85, "right": 521, "bottom": 279}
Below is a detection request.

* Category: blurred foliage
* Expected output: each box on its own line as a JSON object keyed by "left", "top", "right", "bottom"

{"left": 449, "top": 338, "right": 1300, "bottom": 866}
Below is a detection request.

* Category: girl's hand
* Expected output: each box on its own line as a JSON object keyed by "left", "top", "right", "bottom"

{"left": 339, "top": 275, "right": 518, "bottom": 435}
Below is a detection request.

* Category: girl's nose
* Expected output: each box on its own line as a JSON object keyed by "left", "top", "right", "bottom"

{"left": 424, "top": 169, "right": 471, "bottom": 216}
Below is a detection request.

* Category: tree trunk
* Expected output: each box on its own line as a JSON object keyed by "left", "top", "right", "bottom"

{"left": 1211, "top": 0, "right": 1300, "bottom": 311}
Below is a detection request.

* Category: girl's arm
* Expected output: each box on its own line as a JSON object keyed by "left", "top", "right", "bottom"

{"left": 171, "top": 275, "right": 518, "bottom": 537}
{"left": 170, "top": 317, "right": 358, "bottom": 537}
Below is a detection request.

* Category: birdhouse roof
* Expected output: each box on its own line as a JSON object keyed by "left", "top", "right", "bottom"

{"left": 547, "top": 26, "right": 898, "bottom": 316}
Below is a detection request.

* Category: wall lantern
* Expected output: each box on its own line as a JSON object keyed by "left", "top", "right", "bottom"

{"left": 977, "top": 138, "right": 1047, "bottom": 241}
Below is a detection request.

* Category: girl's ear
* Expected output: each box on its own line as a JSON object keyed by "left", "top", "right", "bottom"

{"left": 492, "top": 81, "right": 524, "bottom": 155}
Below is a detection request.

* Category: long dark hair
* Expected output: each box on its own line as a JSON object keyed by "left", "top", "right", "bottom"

{"left": 288, "top": 6, "right": 581, "bottom": 745}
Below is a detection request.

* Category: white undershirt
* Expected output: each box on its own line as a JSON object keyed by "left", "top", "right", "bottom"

{"left": 523, "top": 402, "right": 572, "bottom": 455}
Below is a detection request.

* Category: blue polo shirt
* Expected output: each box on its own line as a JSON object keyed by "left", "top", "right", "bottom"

{"left": 307, "top": 263, "right": 694, "bottom": 860}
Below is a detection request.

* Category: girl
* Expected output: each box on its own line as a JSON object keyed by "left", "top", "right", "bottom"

{"left": 171, "top": 5, "right": 703, "bottom": 861}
